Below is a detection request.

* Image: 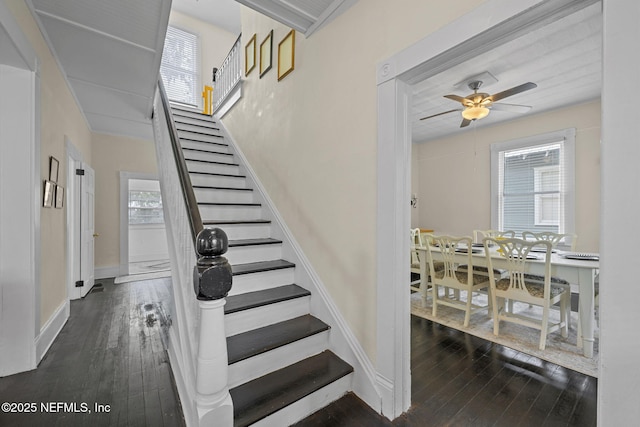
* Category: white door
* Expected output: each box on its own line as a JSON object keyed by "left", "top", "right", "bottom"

{"left": 80, "top": 162, "right": 95, "bottom": 297}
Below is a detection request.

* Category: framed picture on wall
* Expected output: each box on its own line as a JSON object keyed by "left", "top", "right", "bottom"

{"left": 43, "top": 180, "right": 54, "bottom": 208}
{"left": 259, "top": 30, "right": 273, "bottom": 78}
{"left": 55, "top": 185, "right": 64, "bottom": 208}
{"left": 277, "top": 30, "right": 295, "bottom": 81}
{"left": 245, "top": 33, "right": 257, "bottom": 76}
{"left": 49, "top": 156, "right": 59, "bottom": 183}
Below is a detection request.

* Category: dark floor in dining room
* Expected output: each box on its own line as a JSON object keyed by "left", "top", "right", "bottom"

{"left": 295, "top": 315, "right": 597, "bottom": 427}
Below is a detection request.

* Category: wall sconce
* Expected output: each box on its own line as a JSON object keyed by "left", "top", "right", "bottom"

{"left": 410, "top": 194, "right": 418, "bottom": 208}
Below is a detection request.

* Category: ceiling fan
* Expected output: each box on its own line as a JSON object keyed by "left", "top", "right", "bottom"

{"left": 420, "top": 80, "right": 538, "bottom": 128}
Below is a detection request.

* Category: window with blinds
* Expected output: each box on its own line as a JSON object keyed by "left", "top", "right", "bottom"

{"left": 160, "top": 26, "right": 199, "bottom": 106}
{"left": 490, "top": 129, "right": 575, "bottom": 236}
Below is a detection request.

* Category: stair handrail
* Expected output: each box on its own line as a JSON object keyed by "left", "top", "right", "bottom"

{"left": 213, "top": 33, "right": 242, "bottom": 112}
{"left": 153, "top": 80, "right": 234, "bottom": 426}
{"left": 157, "top": 78, "right": 204, "bottom": 246}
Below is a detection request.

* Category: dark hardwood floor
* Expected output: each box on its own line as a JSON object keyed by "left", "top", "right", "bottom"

{"left": 0, "top": 277, "right": 596, "bottom": 427}
{"left": 296, "top": 315, "right": 597, "bottom": 427}
{"left": 0, "top": 278, "right": 184, "bottom": 427}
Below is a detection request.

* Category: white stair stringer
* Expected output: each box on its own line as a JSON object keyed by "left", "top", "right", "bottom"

{"left": 212, "top": 118, "right": 383, "bottom": 417}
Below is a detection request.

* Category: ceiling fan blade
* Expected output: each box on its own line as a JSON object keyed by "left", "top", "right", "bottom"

{"left": 444, "top": 94, "right": 466, "bottom": 103}
{"left": 490, "top": 103, "right": 532, "bottom": 114}
{"left": 489, "top": 82, "right": 537, "bottom": 102}
{"left": 420, "top": 109, "right": 461, "bottom": 120}
{"left": 460, "top": 118, "right": 472, "bottom": 128}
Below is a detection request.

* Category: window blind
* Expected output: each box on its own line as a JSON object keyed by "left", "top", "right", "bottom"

{"left": 491, "top": 129, "right": 575, "bottom": 237}
{"left": 160, "top": 26, "right": 200, "bottom": 106}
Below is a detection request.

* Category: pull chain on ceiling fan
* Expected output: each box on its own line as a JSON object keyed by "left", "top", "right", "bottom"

{"left": 421, "top": 80, "right": 538, "bottom": 128}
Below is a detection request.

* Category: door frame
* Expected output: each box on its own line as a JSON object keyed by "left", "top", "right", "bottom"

{"left": 375, "top": 0, "right": 601, "bottom": 418}
{"left": 66, "top": 139, "right": 83, "bottom": 300}
{"left": 119, "top": 171, "right": 160, "bottom": 276}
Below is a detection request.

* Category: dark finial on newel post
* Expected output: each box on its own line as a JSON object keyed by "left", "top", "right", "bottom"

{"left": 193, "top": 228, "right": 232, "bottom": 300}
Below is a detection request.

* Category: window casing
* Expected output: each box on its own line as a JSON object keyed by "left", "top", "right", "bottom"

{"left": 491, "top": 129, "right": 575, "bottom": 238}
{"left": 160, "top": 26, "right": 200, "bottom": 106}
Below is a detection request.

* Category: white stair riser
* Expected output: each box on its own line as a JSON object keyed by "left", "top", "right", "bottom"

{"left": 175, "top": 123, "right": 220, "bottom": 135}
{"left": 199, "top": 204, "right": 262, "bottom": 220}
{"left": 181, "top": 140, "right": 230, "bottom": 153}
{"left": 230, "top": 268, "right": 295, "bottom": 295}
{"left": 186, "top": 160, "right": 240, "bottom": 175}
{"left": 228, "top": 331, "right": 328, "bottom": 388}
{"left": 171, "top": 108, "right": 206, "bottom": 118}
{"left": 183, "top": 150, "right": 235, "bottom": 164}
{"left": 209, "top": 223, "right": 271, "bottom": 240}
{"left": 225, "top": 243, "right": 282, "bottom": 264}
{"left": 178, "top": 130, "right": 221, "bottom": 143}
{"left": 173, "top": 114, "right": 216, "bottom": 127}
{"left": 225, "top": 296, "right": 311, "bottom": 337}
{"left": 194, "top": 188, "right": 254, "bottom": 204}
{"left": 252, "top": 374, "right": 352, "bottom": 427}
{"left": 189, "top": 174, "right": 246, "bottom": 188}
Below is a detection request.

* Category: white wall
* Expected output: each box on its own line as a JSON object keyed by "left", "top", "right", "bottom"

{"left": 413, "top": 100, "right": 601, "bottom": 252}
{"left": 599, "top": 1, "right": 640, "bottom": 425}
{"left": 222, "top": 0, "right": 485, "bottom": 364}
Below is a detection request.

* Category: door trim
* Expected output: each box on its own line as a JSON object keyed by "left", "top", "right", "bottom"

{"left": 374, "top": 0, "right": 593, "bottom": 418}
{"left": 119, "top": 171, "right": 159, "bottom": 276}
{"left": 66, "top": 138, "right": 83, "bottom": 300}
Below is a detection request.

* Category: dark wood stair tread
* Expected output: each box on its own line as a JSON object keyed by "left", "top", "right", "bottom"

{"left": 225, "top": 284, "right": 310, "bottom": 315}
{"left": 230, "top": 350, "right": 353, "bottom": 427}
{"left": 182, "top": 147, "right": 233, "bottom": 156}
{"left": 198, "top": 202, "right": 260, "bottom": 207}
{"left": 231, "top": 260, "right": 295, "bottom": 276}
{"left": 193, "top": 185, "right": 253, "bottom": 192}
{"left": 204, "top": 219, "right": 271, "bottom": 225}
{"left": 229, "top": 238, "right": 281, "bottom": 247}
{"left": 189, "top": 171, "right": 245, "bottom": 178}
{"left": 227, "top": 314, "right": 328, "bottom": 364}
{"left": 184, "top": 158, "right": 239, "bottom": 166}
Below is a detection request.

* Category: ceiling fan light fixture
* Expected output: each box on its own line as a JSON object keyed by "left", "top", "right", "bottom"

{"left": 461, "top": 106, "right": 490, "bottom": 121}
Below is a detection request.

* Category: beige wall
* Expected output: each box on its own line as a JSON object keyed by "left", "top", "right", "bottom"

{"left": 412, "top": 100, "right": 601, "bottom": 252}
{"left": 221, "top": 0, "right": 485, "bottom": 362}
{"left": 6, "top": 0, "right": 93, "bottom": 328}
{"left": 92, "top": 133, "right": 159, "bottom": 270}
{"left": 169, "top": 10, "right": 239, "bottom": 107}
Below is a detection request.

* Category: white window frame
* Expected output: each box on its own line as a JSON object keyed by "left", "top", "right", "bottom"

{"left": 490, "top": 128, "right": 576, "bottom": 235}
{"left": 160, "top": 25, "right": 200, "bottom": 107}
{"left": 533, "top": 164, "right": 560, "bottom": 226}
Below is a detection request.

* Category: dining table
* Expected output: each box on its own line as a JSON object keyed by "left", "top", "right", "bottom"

{"left": 416, "top": 244, "right": 600, "bottom": 358}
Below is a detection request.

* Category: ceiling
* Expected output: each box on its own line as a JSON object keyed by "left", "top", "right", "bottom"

{"left": 411, "top": 1, "right": 602, "bottom": 144}
{"left": 31, "top": 0, "right": 171, "bottom": 140}
{"left": 171, "top": 0, "right": 241, "bottom": 35}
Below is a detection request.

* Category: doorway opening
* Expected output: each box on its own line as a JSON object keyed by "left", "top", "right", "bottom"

{"left": 119, "top": 172, "right": 170, "bottom": 278}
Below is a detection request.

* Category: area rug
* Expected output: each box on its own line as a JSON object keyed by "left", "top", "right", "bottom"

{"left": 410, "top": 292, "right": 599, "bottom": 378}
{"left": 114, "top": 270, "right": 172, "bottom": 284}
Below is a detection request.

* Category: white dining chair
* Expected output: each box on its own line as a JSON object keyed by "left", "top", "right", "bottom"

{"left": 521, "top": 231, "right": 577, "bottom": 251}
{"left": 473, "top": 229, "right": 516, "bottom": 243}
{"left": 483, "top": 237, "right": 570, "bottom": 350}
{"left": 410, "top": 228, "right": 436, "bottom": 307}
{"left": 426, "top": 235, "right": 491, "bottom": 327}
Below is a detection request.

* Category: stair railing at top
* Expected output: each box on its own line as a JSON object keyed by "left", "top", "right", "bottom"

{"left": 153, "top": 79, "right": 234, "bottom": 426}
{"left": 213, "top": 34, "right": 242, "bottom": 113}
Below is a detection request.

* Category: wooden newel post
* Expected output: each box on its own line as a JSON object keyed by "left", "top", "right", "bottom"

{"left": 193, "top": 227, "right": 233, "bottom": 426}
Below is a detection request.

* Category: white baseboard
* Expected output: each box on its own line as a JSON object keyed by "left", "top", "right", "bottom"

{"left": 35, "top": 300, "right": 69, "bottom": 363}
{"left": 95, "top": 265, "right": 121, "bottom": 279}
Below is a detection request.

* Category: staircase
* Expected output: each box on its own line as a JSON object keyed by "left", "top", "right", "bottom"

{"left": 169, "top": 104, "right": 353, "bottom": 427}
